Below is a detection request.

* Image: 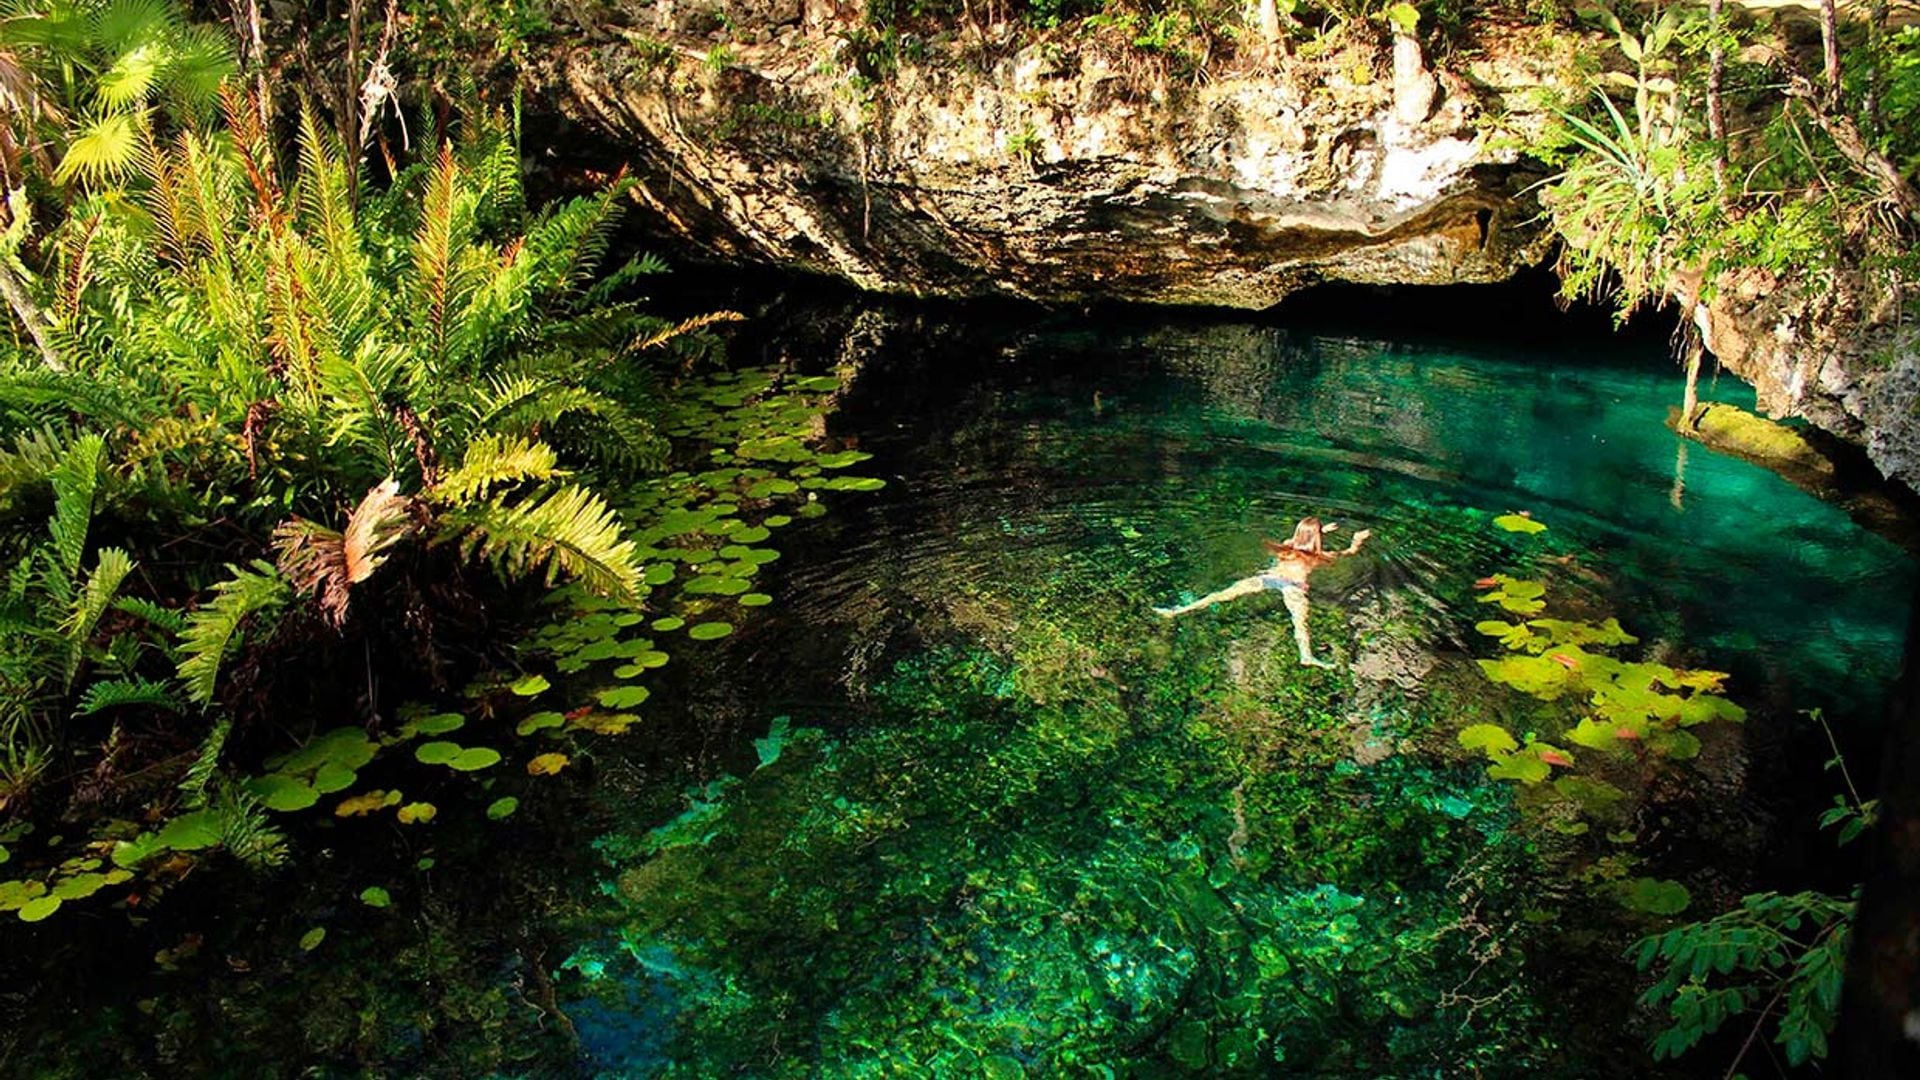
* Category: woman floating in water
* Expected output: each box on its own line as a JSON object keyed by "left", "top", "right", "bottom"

{"left": 1155, "top": 517, "right": 1371, "bottom": 669}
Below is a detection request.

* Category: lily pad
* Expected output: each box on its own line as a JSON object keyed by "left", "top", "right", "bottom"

{"left": 249, "top": 774, "right": 321, "bottom": 812}
{"left": 18, "top": 895, "right": 62, "bottom": 922}
{"left": 651, "top": 617, "right": 685, "bottom": 632}
{"left": 487, "top": 797, "right": 520, "bottom": 820}
{"left": 1457, "top": 724, "right": 1518, "bottom": 758}
{"left": 311, "top": 762, "right": 358, "bottom": 795}
{"left": 527, "top": 753, "right": 570, "bottom": 776}
{"left": 406, "top": 712, "right": 466, "bottom": 737}
{"left": 597, "top": 686, "right": 651, "bottom": 709}
{"left": 515, "top": 711, "right": 565, "bottom": 736}
{"left": 739, "top": 593, "right": 773, "bottom": 607}
{"left": 1493, "top": 513, "right": 1548, "bottom": 534}
{"left": 688, "top": 622, "right": 734, "bottom": 641}
{"left": 336, "top": 790, "right": 402, "bottom": 817}
{"left": 396, "top": 802, "right": 437, "bottom": 825}
{"left": 510, "top": 674, "right": 551, "bottom": 697}
{"left": 156, "top": 811, "right": 223, "bottom": 851}
{"left": 299, "top": 927, "right": 327, "bottom": 951}
{"left": 359, "top": 887, "right": 391, "bottom": 908}
{"left": 447, "top": 747, "right": 502, "bottom": 772}
{"left": 414, "top": 741, "right": 462, "bottom": 766}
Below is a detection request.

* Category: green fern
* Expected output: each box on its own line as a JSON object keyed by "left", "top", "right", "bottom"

{"left": 428, "top": 433, "right": 562, "bottom": 506}
{"left": 176, "top": 712, "right": 230, "bottom": 806}
{"left": 112, "top": 595, "right": 186, "bottom": 635}
{"left": 442, "top": 484, "right": 642, "bottom": 598}
{"left": 64, "top": 545, "right": 133, "bottom": 686}
{"left": 47, "top": 431, "right": 105, "bottom": 583}
{"left": 74, "top": 676, "right": 181, "bottom": 716}
{"left": 176, "top": 561, "right": 290, "bottom": 706}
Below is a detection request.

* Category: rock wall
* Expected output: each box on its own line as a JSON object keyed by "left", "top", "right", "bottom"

{"left": 528, "top": 8, "right": 1569, "bottom": 307}
{"left": 1679, "top": 268, "right": 1920, "bottom": 490}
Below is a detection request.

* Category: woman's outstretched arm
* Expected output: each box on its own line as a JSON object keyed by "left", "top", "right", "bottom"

{"left": 1156, "top": 576, "right": 1265, "bottom": 618}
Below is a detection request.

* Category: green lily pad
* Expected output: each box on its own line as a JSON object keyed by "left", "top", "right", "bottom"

{"left": 1457, "top": 724, "right": 1518, "bottom": 758}
{"left": 299, "top": 927, "right": 327, "bottom": 951}
{"left": 510, "top": 674, "right": 551, "bottom": 697}
{"left": 487, "top": 797, "right": 520, "bottom": 820}
{"left": 408, "top": 712, "right": 466, "bottom": 736}
{"left": 688, "top": 622, "right": 734, "bottom": 641}
{"left": 18, "top": 895, "right": 62, "bottom": 922}
{"left": 312, "top": 762, "right": 358, "bottom": 795}
{"left": 414, "top": 742, "right": 462, "bottom": 766}
{"left": 597, "top": 686, "right": 651, "bottom": 709}
{"left": 1493, "top": 513, "right": 1548, "bottom": 534}
{"left": 515, "top": 712, "right": 565, "bottom": 736}
{"left": 447, "top": 747, "right": 502, "bottom": 772}
{"left": 0, "top": 879, "right": 48, "bottom": 911}
{"left": 739, "top": 593, "right": 772, "bottom": 607}
{"left": 111, "top": 834, "right": 168, "bottom": 870}
{"left": 249, "top": 774, "right": 321, "bottom": 812}
{"left": 156, "top": 811, "right": 223, "bottom": 852}
{"left": 359, "top": 887, "right": 391, "bottom": 908}
{"left": 651, "top": 617, "right": 685, "bottom": 632}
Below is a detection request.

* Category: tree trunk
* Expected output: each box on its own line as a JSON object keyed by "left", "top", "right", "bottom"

{"left": 1681, "top": 339, "right": 1703, "bottom": 429}
{"left": 1255, "top": 0, "right": 1282, "bottom": 63}
{"left": 0, "top": 258, "right": 63, "bottom": 372}
{"left": 1820, "top": 0, "right": 1841, "bottom": 104}
{"left": 1706, "top": 0, "right": 1728, "bottom": 197}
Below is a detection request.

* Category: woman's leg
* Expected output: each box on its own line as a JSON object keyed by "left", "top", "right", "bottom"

{"left": 1156, "top": 577, "right": 1264, "bottom": 617}
{"left": 1282, "top": 586, "right": 1334, "bottom": 667}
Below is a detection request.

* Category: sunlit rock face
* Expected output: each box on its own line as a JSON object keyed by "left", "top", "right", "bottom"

{"left": 1680, "top": 268, "right": 1920, "bottom": 490}
{"left": 527, "top": 15, "right": 1559, "bottom": 307}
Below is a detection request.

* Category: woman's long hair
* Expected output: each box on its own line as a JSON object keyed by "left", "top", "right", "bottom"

{"left": 1263, "top": 517, "right": 1332, "bottom": 564}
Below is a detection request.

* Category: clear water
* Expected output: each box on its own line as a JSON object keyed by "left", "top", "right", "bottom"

{"left": 10, "top": 308, "right": 1912, "bottom": 1076}
{"left": 554, "top": 314, "right": 1912, "bottom": 1077}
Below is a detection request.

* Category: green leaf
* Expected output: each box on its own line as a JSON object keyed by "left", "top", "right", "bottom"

{"left": 510, "top": 674, "right": 551, "bottom": 697}
{"left": 487, "top": 796, "right": 520, "bottom": 820}
{"left": 359, "top": 886, "right": 391, "bottom": 908}
{"left": 18, "top": 895, "right": 62, "bottom": 922}
{"left": 515, "top": 711, "right": 565, "bottom": 736}
{"left": 1458, "top": 724, "right": 1518, "bottom": 758}
{"left": 247, "top": 774, "right": 320, "bottom": 812}
{"left": 299, "top": 927, "right": 327, "bottom": 951}
{"left": 688, "top": 621, "right": 733, "bottom": 641}
{"left": 597, "top": 685, "right": 650, "bottom": 709}
{"left": 1618, "top": 877, "right": 1691, "bottom": 915}
{"left": 156, "top": 811, "right": 222, "bottom": 851}
{"left": 447, "top": 747, "right": 502, "bottom": 772}
{"left": 1493, "top": 513, "right": 1547, "bottom": 534}
{"left": 414, "top": 741, "right": 462, "bottom": 765}
{"left": 1487, "top": 752, "right": 1552, "bottom": 784}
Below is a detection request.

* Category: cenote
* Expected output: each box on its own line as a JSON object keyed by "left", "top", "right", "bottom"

{"left": 6, "top": 286, "right": 1912, "bottom": 1078}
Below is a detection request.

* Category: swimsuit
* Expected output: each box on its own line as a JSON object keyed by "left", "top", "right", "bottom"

{"left": 1259, "top": 574, "right": 1305, "bottom": 594}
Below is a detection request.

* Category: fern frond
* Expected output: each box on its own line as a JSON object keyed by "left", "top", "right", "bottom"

{"left": 580, "top": 252, "right": 670, "bottom": 309}
{"left": 74, "top": 676, "right": 181, "bottom": 716}
{"left": 113, "top": 595, "right": 186, "bottom": 635}
{"left": 177, "top": 713, "right": 229, "bottom": 806}
{"left": 47, "top": 432, "right": 104, "bottom": 583}
{"left": 65, "top": 545, "right": 133, "bottom": 686}
{"left": 428, "top": 434, "right": 561, "bottom": 506}
{"left": 176, "top": 560, "right": 289, "bottom": 706}
{"left": 273, "top": 478, "right": 416, "bottom": 625}
{"left": 622, "top": 310, "right": 745, "bottom": 356}
{"left": 442, "top": 484, "right": 641, "bottom": 598}
{"left": 211, "top": 783, "right": 287, "bottom": 868}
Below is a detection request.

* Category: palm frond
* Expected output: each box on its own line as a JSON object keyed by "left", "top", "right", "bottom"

{"left": 55, "top": 109, "right": 145, "bottom": 186}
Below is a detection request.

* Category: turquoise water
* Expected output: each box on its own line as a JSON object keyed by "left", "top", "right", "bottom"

{"left": 7, "top": 309, "right": 1910, "bottom": 1076}
{"left": 555, "top": 315, "right": 1912, "bottom": 1076}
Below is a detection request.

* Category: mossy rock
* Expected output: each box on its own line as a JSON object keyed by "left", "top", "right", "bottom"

{"left": 1674, "top": 403, "right": 1834, "bottom": 483}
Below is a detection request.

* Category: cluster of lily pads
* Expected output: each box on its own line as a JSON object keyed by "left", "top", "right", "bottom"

{"left": 0, "top": 364, "right": 884, "bottom": 929}
{"left": 1461, "top": 515, "right": 1750, "bottom": 917}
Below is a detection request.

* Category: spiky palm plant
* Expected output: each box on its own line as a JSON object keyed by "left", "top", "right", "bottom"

{"left": 0, "top": 87, "right": 724, "bottom": 812}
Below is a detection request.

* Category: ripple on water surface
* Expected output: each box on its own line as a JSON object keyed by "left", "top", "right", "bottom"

{"left": 568, "top": 317, "right": 1913, "bottom": 1078}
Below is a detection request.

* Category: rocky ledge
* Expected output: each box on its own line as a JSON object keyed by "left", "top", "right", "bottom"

{"left": 528, "top": 7, "right": 1570, "bottom": 307}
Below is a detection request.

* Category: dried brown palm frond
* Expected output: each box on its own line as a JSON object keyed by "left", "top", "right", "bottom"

{"left": 272, "top": 477, "right": 417, "bottom": 625}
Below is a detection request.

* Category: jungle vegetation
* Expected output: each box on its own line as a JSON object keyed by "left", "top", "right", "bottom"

{"left": 0, "top": 0, "right": 1909, "bottom": 1075}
